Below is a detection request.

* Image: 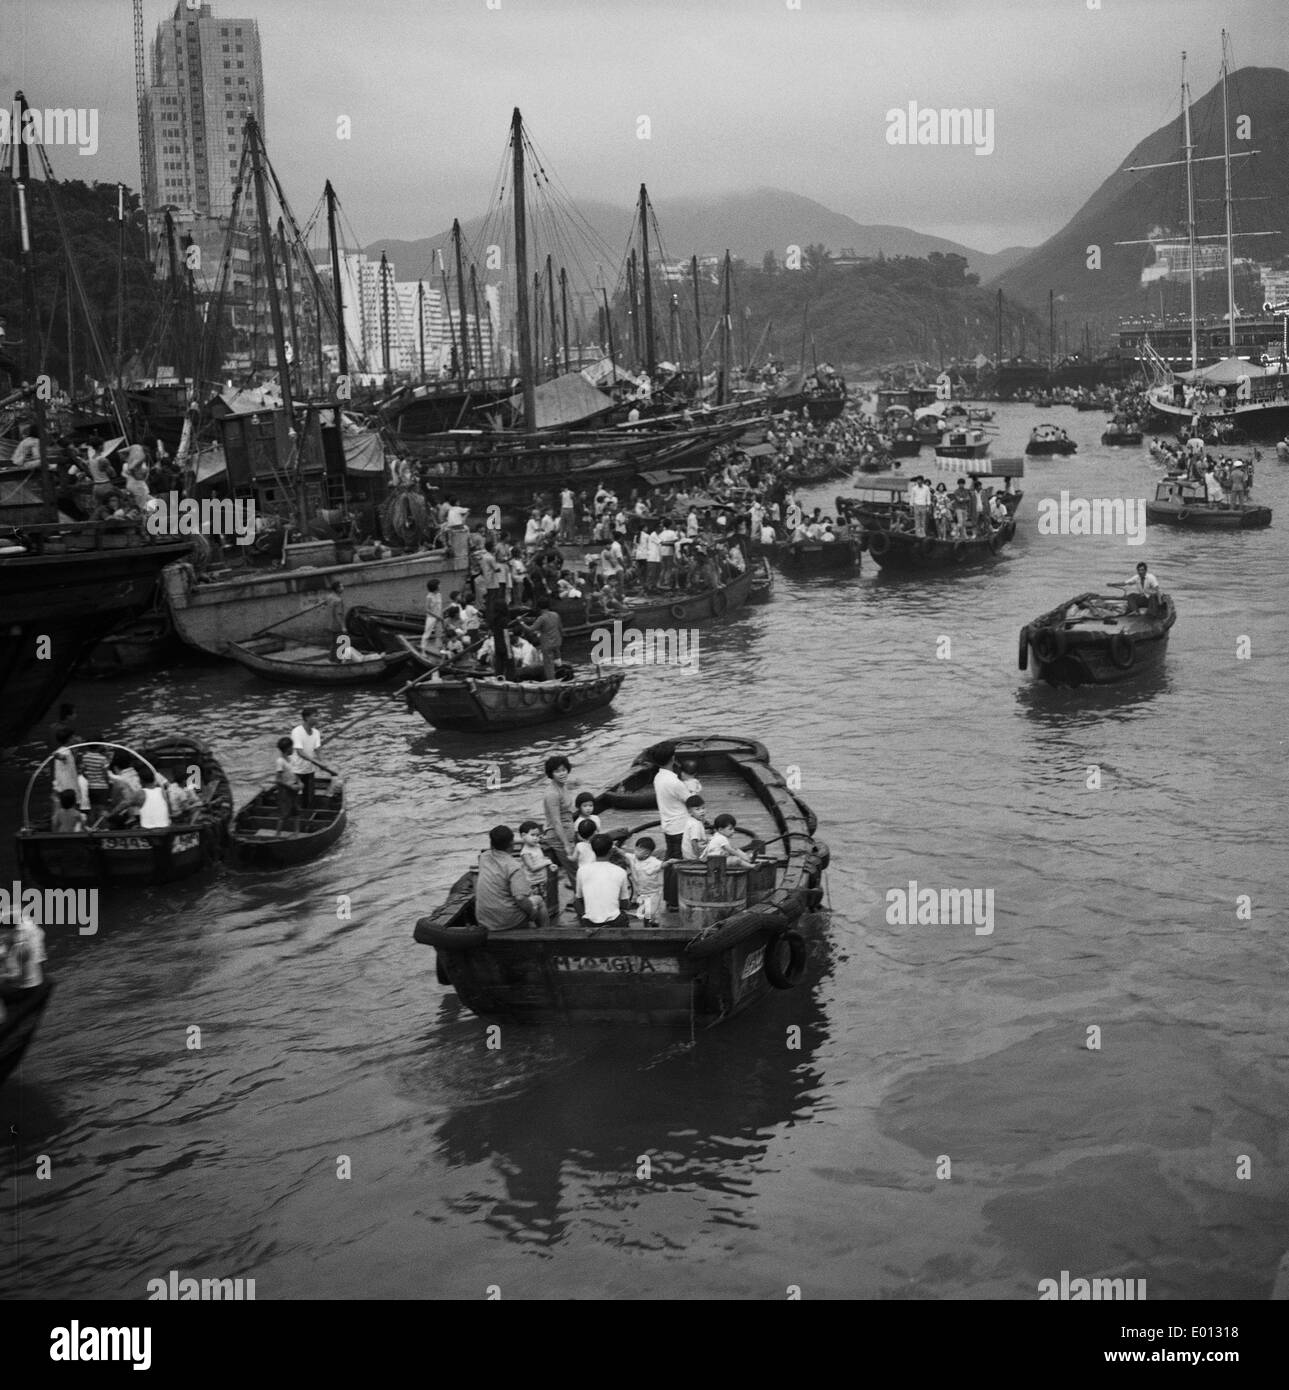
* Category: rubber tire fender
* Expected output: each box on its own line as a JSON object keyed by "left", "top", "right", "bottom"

{"left": 555, "top": 686, "right": 577, "bottom": 714}
{"left": 1177, "top": 508, "right": 1190, "bottom": 520}
{"left": 1032, "top": 627, "right": 1063, "bottom": 664}
{"left": 951, "top": 540, "right": 968, "bottom": 563}
{"left": 1018, "top": 625, "right": 1030, "bottom": 671}
{"left": 711, "top": 589, "right": 729, "bottom": 616}
{"left": 669, "top": 603, "right": 688, "bottom": 621}
{"left": 1108, "top": 632, "right": 1136, "bottom": 669}
{"left": 764, "top": 929, "right": 808, "bottom": 989}
{"left": 866, "top": 529, "right": 890, "bottom": 557}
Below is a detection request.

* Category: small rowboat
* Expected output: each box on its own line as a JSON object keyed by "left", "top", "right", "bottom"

{"left": 227, "top": 633, "right": 411, "bottom": 684}
{"left": 406, "top": 667, "right": 626, "bottom": 732}
{"left": 1020, "top": 591, "right": 1177, "bottom": 686}
{"left": 1025, "top": 431, "right": 1078, "bottom": 456}
{"left": 15, "top": 736, "right": 232, "bottom": 888}
{"left": 1145, "top": 475, "right": 1271, "bottom": 529}
{"left": 763, "top": 529, "right": 861, "bottom": 572}
{"left": 1100, "top": 426, "right": 1143, "bottom": 446}
{"left": 229, "top": 777, "right": 347, "bottom": 868}
{"left": 0, "top": 980, "right": 54, "bottom": 1085}
{"left": 415, "top": 734, "right": 829, "bottom": 1025}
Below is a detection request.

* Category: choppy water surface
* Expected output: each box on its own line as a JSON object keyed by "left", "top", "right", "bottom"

{"left": 3, "top": 404, "right": 1286, "bottom": 1300}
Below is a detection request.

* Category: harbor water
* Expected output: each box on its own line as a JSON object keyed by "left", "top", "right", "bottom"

{"left": 3, "top": 403, "right": 1286, "bottom": 1300}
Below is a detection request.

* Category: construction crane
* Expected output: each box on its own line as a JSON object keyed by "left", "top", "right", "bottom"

{"left": 133, "top": 0, "right": 151, "bottom": 210}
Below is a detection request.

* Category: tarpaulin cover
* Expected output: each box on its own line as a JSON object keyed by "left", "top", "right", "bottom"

{"left": 510, "top": 372, "right": 612, "bottom": 428}
{"left": 343, "top": 428, "right": 386, "bottom": 474}
{"left": 1175, "top": 356, "right": 1266, "bottom": 384}
{"left": 193, "top": 443, "right": 227, "bottom": 482}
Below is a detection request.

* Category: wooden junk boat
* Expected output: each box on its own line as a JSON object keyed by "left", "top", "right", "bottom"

{"left": 405, "top": 664, "right": 626, "bottom": 732}
{"left": 1145, "top": 474, "right": 1272, "bottom": 529}
{"left": 1, "top": 979, "right": 54, "bottom": 1084}
{"left": 227, "top": 633, "right": 412, "bottom": 684}
{"left": 230, "top": 777, "right": 347, "bottom": 868}
{"left": 16, "top": 737, "right": 233, "bottom": 887}
{"left": 1020, "top": 590, "right": 1177, "bottom": 686}
{"left": 414, "top": 735, "right": 830, "bottom": 1025}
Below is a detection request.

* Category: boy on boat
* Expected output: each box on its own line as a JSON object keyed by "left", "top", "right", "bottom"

{"left": 51, "top": 789, "right": 87, "bottom": 833}
{"left": 682, "top": 794, "right": 708, "bottom": 860}
{"left": 518, "top": 821, "right": 557, "bottom": 922}
{"left": 274, "top": 736, "right": 302, "bottom": 835}
{"left": 629, "top": 836, "right": 665, "bottom": 924}
{"left": 703, "top": 814, "right": 757, "bottom": 867}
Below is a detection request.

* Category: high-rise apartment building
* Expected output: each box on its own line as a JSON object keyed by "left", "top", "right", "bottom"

{"left": 142, "top": 2, "right": 264, "bottom": 222}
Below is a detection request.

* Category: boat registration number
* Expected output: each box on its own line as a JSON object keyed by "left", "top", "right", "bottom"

{"left": 551, "top": 955, "right": 681, "bottom": 975}
{"left": 740, "top": 947, "right": 765, "bottom": 980}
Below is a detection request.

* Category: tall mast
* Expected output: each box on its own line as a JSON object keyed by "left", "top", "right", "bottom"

{"left": 718, "top": 250, "right": 732, "bottom": 406}
{"left": 417, "top": 279, "right": 426, "bottom": 382}
{"left": 996, "top": 287, "right": 1003, "bottom": 364}
{"left": 627, "top": 250, "right": 641, "bottom": 367}
{"left": 601, "top": 287, "right": 616, "bottom": 371}
{"left": 380, "top": 250, "right": 392, "bottom": 384}
{"left": 115, "top": 183, "right": 126, "bottom": 388}
{"left": 247, "top": 114, "right": 302, "bottom": 521}
{"left": 533, "top": 271, "right": 543, "bottom": 378}
{"left": 546, "top": 254, "right": 558, "bottom": 378}
{"left": 470, "top": 265, "right": 485, "bottom": 376}
{"left": 638, "top": 184, "right": 657, "bottom": 377}
{"left": 278, "top": 216, "right": 300, "bottom": 401}
{"left": 324, "top": 180, "right": 347, "bottom": 378}
{"left": 1181, "top": 52, "right": 1199, "bottom": 371}
{"left": 669, "top": 293, "right": 680, "bottom": 364}
{"left": 690, "top": 256, "right": 703, "bottom": 383}
{"left": 559, "top": 267, "right": 570, "bottom": 374}
{"left": 1221, "top": 31, "right": 1236, "bottom": 350}
{"left": 452, "top": 218, "right": 471, "bottom": 381}
{"left": 510, "top": 108, "right": 537, "bottom": 431}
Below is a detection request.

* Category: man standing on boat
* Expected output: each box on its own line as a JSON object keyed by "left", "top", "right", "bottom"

{"left": 909, "top": 476, "right": 931, "bottom": 537}
{"left": 653, "top": 745, "right": 691, "bottom": 912}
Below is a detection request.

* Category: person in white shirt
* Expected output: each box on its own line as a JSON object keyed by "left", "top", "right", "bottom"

{"left": 524, "top": 511, "right": 543, "bottom": 548}
{"left": 1117, "top": 562, "right": 1161, "bottom": 612}
{"left": 575, "top": 834, "right": 632, "bottom": 927}
{"left": 1203, "top": 465, "right": 1227, "bottom": 504}
{"left": 137, "top": 769, "right": 172, "bottom": 829}
{"left": 701, "top": 813, "right": 756, "bottom": 866}
{"left": 445, "top": 499, "right": 469, "bottom": 528}
{"left": 644, "top": 527, "right": 663, "bottom": 589}
{"left": 657, "top": 524, "right": 679, "bottom": 588}
{"left": 909, "top": 477, "right": 932, "bottom": 537}
{"left": 559, "top": 487, "right": 576, "bottom": 541}
{"left": 760, "top": 523, "right": 777, "bottom": 545}
{"left": 653, "top": 746, "right": 692, "bottom": 881}
{"left": 290, "top": 709, "right": 323, "bottom": 807}
{"left": 686, "top": 508, "right": 700, "bottom": 538}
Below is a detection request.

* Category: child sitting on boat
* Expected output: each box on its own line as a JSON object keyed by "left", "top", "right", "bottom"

{"left": 573, "top": 818, "right": 598, "bottom": 868}
{"left": 681, "top": 794, "right": 707, "bottom": 860}
{"left": 516, "top": 821, "right": 553, "bottom": 928}
{"left": 702, "top": 814, "right": 757, "bottom": 867}
{"left": 629, "top": 836, "right": 666, "bottom": 923}
{"left": 51, "top": 789, "right": 87, "bottom": 833}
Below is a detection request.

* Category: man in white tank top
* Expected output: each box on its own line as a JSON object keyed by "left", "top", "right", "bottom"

{"left": 138, "top": 769, "right": 171, "bottom": 829}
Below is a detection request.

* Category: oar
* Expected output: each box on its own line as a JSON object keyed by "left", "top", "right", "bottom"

{"left": 297, "top": 751, "right": 341, "bottom": 778}
{"left": 246, "top": 598, "right": 331, "bottom": 640}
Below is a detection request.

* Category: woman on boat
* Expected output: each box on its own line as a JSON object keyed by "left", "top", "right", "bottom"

{"left": 541, "top": 755, "right": 578, "bottom": 881}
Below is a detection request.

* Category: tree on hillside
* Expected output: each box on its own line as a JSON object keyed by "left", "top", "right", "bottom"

{"left": 761, "top": 249, "right": 779, "bottom": 275}
{"left": 803, "top": 244, "right": 832, "bottom": 275}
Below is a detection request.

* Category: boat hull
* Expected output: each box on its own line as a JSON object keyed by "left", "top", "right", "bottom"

{"left": 1022, "top": 592, "right": 1176, "bottom": 686}
{"left": 227, "top": 635, "right": 410, "bottom": 684}
{"left": 0, "top": 529, "right": 192, "bottom": 748}
{"left": 863, "top": 522, "right": 1015, "bottom": 571}
{"left": 229, "top": 784, "right": 347, "bottom": 867}
{"left": 406, "top": 670, "right": 625, "bottom": 731}
{"left": 1145, "top": 502, "right": 1271, "bottom": 528}
{"left": 15, "top": 737, "right": 232, "bottom": 888}
{"left": 162, "top": 535, "right": 470, "bottom": 657}
{"left": 416, "top": 734, "right": 827, "bottom": 1024}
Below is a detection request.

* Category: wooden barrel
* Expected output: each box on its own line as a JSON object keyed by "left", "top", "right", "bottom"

{"left": 675, "top": 857, "right": 751, "bottom": 934}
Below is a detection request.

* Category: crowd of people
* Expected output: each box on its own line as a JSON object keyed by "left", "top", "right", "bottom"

{"left": 1150, "top": 434, "right": 1258, "bottom": 506}
{"left": 472, "top": 747, "right": 767, "bottom": 933}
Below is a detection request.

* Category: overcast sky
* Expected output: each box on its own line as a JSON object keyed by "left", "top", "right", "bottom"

{"left": 3, "top": 0, "right": 1286, "bottom": 253}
